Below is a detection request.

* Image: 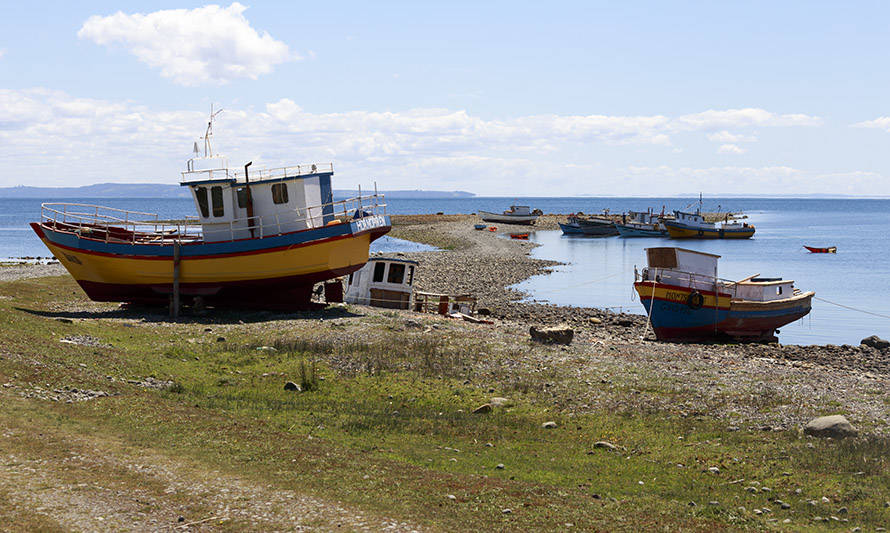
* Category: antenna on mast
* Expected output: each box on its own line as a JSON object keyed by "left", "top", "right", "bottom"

{"left": 202, "top": 104, "right": 224, "bottom": 157}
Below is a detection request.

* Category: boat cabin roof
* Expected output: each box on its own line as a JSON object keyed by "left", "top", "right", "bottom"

{"left": 368, "top": 256, "right": 419, "bottom": 265}
{"left": 645, "top": 247, "right": 720, "bottom": 273}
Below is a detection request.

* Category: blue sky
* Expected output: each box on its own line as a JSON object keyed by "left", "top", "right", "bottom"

{"left": 2, "top": 1, "right": 890, "bottom": 195}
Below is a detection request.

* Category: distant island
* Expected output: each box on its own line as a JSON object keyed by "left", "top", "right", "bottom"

{"left": 0, "top": 183, "right": 475, "bottom": 200}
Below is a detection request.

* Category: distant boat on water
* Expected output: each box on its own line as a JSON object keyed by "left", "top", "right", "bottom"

{"left": 634, "top": 247, "right": 814, "bottom": 342}
{"left": 558, "top": 214, "right": 618, "bottom": 236}
{"left": 478, "top": 205, "right": 541, "bottom": 225}
{"left": 804, "top": 245, "right": 837, "bottom": 253}
{"left": 663, "top": 196, "right": 754, "bottom": 239}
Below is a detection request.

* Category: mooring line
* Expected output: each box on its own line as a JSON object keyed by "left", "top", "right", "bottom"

{"left": 814, "top": 296, "right": 890, "bottom": 320}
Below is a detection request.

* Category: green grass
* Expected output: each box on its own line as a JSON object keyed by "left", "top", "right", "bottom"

{"left": 0, "top": 276, "right": 888, "bottom": 530}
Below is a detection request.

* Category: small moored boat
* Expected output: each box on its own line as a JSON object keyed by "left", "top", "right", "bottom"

{"left": 804, "top": 245, "right": 837, "bottom": 254}
{"left": 663, "top": 197, "right": 753, "bottom": 239}
{"left": 634, "top": 247, "right": 813, "bottom": 342}
{"left": 615, "top": 210, "right": 669, "bottom": 237}
{"left": 474, "top": 223, "right": 487, "bottom": 230}
{"left": 478, "top": 205, "right": 540, "bottom": 225}
{"left": 509, "top": 233, "right": 530, "bottom": 240}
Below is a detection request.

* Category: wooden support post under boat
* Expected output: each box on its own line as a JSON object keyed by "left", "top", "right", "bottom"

{"left": 171, "top": 240, "right": 181, "bottom": 318}
{"left": 438, "top": 295, "right": 449, "bottom": 315}
{"left": 244, "top": 161, "right": 255, "bottom": 238}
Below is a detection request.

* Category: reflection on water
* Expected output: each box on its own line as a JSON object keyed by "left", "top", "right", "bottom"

{"left": 514, "top": 209, "right": 889, "bottom": 346}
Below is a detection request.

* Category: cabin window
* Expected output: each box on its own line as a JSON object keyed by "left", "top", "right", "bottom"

{"left": 373, "top": 262, "right": 386, "bottom": 283}
{"left": 407, "top": 265, "right": 415, "bottom": 285}
{"left": 211, "top": 186, "right": 224, "bottom": 217}
{"left": 195, "top": 187, "right": 210, "bottom": 218}
{"left": 348, "top": 273, "right": 354, "bottom": 285}
{"left": 777, "top": 286, "right": 783, "bottom": 295}
{"left": 272, "top": 183, "right": 289, "bottom": 204}
{"left": 236, "top": 187, "right": 249, "bottom": 209}
{"left": 388, "top": 263, "right": 406, "bottom": 284}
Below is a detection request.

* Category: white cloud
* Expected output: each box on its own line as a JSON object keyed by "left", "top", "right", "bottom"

{"left": 852, "top": 117, "right": 890, "bottom": 132}
{"left": 675, "top": 108, "right": 822, "bottom": 130}
{"left": 707, "top": 130, "right": 756, "bottom": 143}
{"left": 0, "top": 49, "right": 6, "bottom": 59}
{"left": 0, "top": 89, "right": 845, "bottom": 195}
{"left": 717, "top": 143, "right": 745, "bottom": 154}
{"left": 78, "top": 3, "right": 295, "bottom": 86}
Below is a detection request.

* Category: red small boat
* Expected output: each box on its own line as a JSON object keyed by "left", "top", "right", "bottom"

{"left": 488, "top": 226, "right": 497, "bottom": 232}
{"left": 510, "top": 233, "right": 529, "bottom": 240}
{"left": 804, "top": 245, "right": 837, "bottom": 254}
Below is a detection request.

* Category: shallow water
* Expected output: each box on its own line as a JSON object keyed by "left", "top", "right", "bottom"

{"left": 513, "top": 202, "right": 890, "bottom": 346}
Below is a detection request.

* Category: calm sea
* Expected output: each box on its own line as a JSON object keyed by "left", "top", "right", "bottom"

{"left": 3, "top": 197, "right": 888, "bottom": 346}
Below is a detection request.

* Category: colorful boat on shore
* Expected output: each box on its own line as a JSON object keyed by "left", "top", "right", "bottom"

{"left": 30, "top": 111, "right": 390, "bottom": 308}
{"left": 558, "top": 215, "right": 586, "bottom": 235}
{"left": 804, "top": 245, "right": 837, "bottom": 254}
{"left": 615, "top": 210, "right": 669, "bottom": 238}
{"left": 479, "top": 205, "right": 541, "bottom": 225}
{"left": 634, "top": 247, "right": 813, "bottom": 342}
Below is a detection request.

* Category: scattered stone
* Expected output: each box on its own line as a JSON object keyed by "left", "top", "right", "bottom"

{"left": 542, "top": 421, "right": 558, "bottom": 429}
{"left": 472, "top": 403, "right": 492, "bottom": 414}
{"left": 529, "top": 324, "right": 574, "bottom": 345}
{"left": 588, "top": 317, "right": 602, "bottom": 325}
{"left": 746, "top": 486, "right": 758, "bottom": 493}
{"left": 708, "top": 466, "right": 720, "bottom": 474}
{"left": 708, "top": 501, "right": 720, "bottom": 506}
{"left": 860, "top": 335, "right": 890, "bottom": 350}
{"left": 822, "top": 497, "right": 831, "bottom": 504}
{"left": 256, "top": 346, "right": 277, "bottom": 352}
{"left": 804, "top": 415, "right": 857, "bottom": 439}
{"left": 501, "top": 508, "right": 512, "bottom": 514}
{"left": 837, "top": 506, "right": 847, "bottom": 514}
{"left": 592, "top": 441, "right": 618, "bottom": 452}
{"left": 495, "top": 464, "right": 505, "bottom": 470}
{"left": 489, "top": 397, "right": 512, "bottom": 407}
{"left": 780, "top": 502, "right": 791, "bottom": 510}
{"left": 404, "top": 319, "right": 424, "bottom": 329}
{"left": 216, "top": 336, "right": 226, "bottom": 342}
{"left": 129, "top": 377, "right": 176, "bottom": 390}
{"left": 447, "top": 494, "right": 456, "bottom": 501}
{"left": 283, "top": 381, "right": 301, "bottom": 392}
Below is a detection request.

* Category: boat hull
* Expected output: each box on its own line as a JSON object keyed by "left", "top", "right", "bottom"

{"left": 478, "top": 210, "right": 538, "bottom": 225}
{"left": 578, "top": 219, "right": 619, "bottom": 236}
{"left": 31, "top": 216, "right": 390, "bottom": 308}
{"left": 558, "top": 222, "right": 585, "bottom": 235}
{"left": 804, "top": 246, "right": 837, "bottom": 253}
{"left": 634, "top": 281, "right": 812, "bottom": 341}
{"left": 664, "top": 221, "right": 755, "bottom": 239}
{"left": 615, "top": 223, "right": 667, "bottom": 237}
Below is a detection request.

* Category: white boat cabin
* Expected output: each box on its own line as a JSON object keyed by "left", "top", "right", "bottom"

{"left": 504, "top": 205, "right": 531, "bottom": 216}
{"left": 641, "top": 247, "right": 720, "bottom": 291}
{"left": 344, "top": 256, "right": 418, "bottom": 310}
{"left": 182, "top": 155, "right": 335, "bottom": 242}
{"left": 179, "top": 109, "right": 336, "bottom": 242}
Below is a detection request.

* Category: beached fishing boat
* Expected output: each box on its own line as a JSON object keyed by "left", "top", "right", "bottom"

{"left": 478, "top": 205, "right": 540, "bottom": 225}
{"left": 615, "top": 210, "right": 669, "bottom": 237}
{"left": 474, "top": 223, "right": 487, "bottom": 230}
{"left": 509, "top": 232, "right": 530, "bottom": 240}
{"left": 804, "top": 245, "right": 837, "bottom": 254}
{"left": 634, "top": 247, "right": 813, "bottom": 342}
{"left": 30, "top": 110, "right": 390, "bottom": 308}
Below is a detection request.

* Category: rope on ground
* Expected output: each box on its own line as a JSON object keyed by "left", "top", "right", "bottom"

{"left": 640, "top": 277, "right": 657, "bottom": 340}
{"left": 814, "top": 296, "right": 890, "bottom": 320}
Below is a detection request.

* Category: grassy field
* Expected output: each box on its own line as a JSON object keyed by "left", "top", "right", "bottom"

{"left": 1, "top": 275, "right": 888, "bottom": 531}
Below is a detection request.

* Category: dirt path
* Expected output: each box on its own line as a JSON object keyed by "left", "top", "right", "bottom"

{"left": 0, "top": 395, "right": 424, "bottom": 532}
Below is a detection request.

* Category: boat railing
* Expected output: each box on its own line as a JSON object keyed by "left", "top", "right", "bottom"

{"left": 40, "top": 193, "right": 387, "bottom": 245}
{"left": 636, "top": 266, "right": 742, "bottom": 299}
{"left": 180, "top": 163, "right": 334, "bottom": 183}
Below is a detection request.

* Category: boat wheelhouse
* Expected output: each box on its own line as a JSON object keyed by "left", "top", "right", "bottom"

{"left": 634, "top": 247, "right": 813, "bottom": 341}
{"left": 30, "top": 110, "right": 390, "bottom": 308}
{"left": 345, "top": 256, "right": 418, "bottom": 310}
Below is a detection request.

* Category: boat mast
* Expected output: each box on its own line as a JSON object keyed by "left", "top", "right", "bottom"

{"left": 203, "top": 104, "right": 224, "bottom": 157}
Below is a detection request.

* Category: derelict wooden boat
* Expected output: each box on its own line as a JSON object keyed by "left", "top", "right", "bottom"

{"left": 30, "top": 111, "right": 390, "bottom": 308}
{"left": 804, "top": 245, "right": 837, "bottom": 253}
{"left": 634, "top": 247, "right": 813, "bottom": 342}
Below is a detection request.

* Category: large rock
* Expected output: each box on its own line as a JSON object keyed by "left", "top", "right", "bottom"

{"left": 861, "top": 335, "right": 890, "bottom": 350}
{"left": 529, "top": 325, "right": 574, "bottom": 345}
{"left": 804, "top": 415, "right": 857, "bottom": 439}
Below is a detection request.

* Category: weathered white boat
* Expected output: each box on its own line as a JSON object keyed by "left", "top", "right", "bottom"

{"left": 478, "top": 205, "right": 540, "bottom": 225}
